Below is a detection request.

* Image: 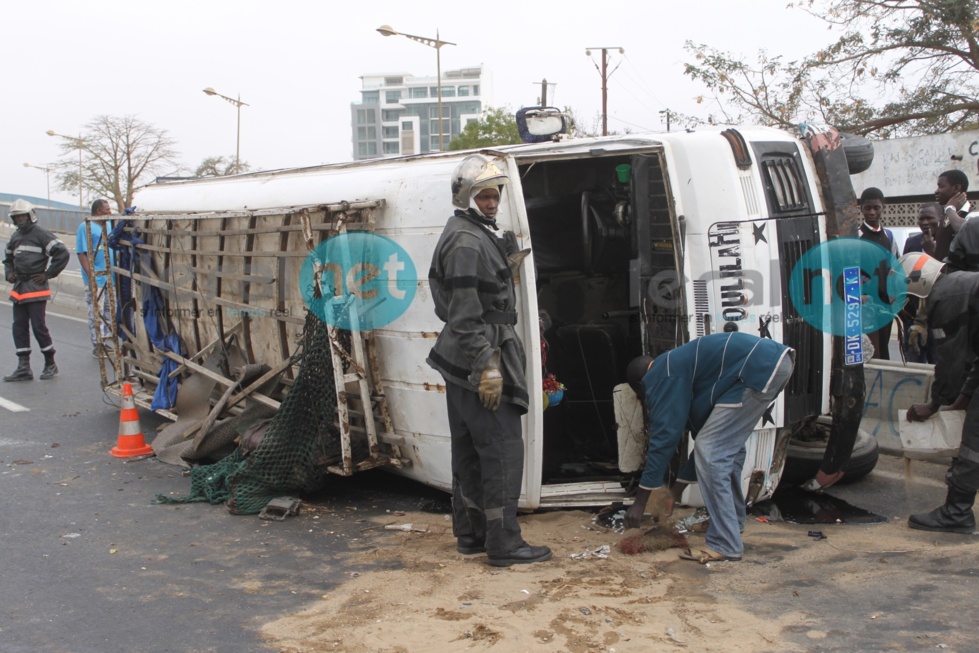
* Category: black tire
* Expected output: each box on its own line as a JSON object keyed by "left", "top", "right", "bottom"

{"left": 779, "top": 417, "right": 880, "bottom": 487}
{"left": 840, "top": 132, "right": 875, "bottom": 174}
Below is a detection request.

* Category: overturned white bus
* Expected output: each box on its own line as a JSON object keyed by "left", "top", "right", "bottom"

{"left": 100, "top": 125, "right": 876, "bottom": 509}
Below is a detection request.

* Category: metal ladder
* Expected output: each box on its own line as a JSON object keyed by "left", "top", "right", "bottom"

{"left": 301, "top": 202, "right": 408, "bottom": 476}
{"left": 83, "top": 218, "right": 125, "bottom": 389}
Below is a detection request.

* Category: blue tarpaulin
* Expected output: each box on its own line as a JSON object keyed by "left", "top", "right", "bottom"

{"left": 108, "top": 216, "right": 184, "bottom": 411}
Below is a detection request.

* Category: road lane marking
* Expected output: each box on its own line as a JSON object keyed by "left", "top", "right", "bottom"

{"left": 0, "top": 436, "right": 32, "bottom": 446}
{"left": 0, "top": 395, "right": 30, "bottom": 412}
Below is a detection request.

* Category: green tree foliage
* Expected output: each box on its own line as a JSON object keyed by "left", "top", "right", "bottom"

{"left": 52, "top": 115, "right": 180, "bottom": 212}
{"left": 683, "top": 0, "right": 979, "bottom": 137}
{"left": 195, "top": 155, "right": 252, "bottom": 177}
{"left": 447, "top": 106, "right": 522, "bottom": 150}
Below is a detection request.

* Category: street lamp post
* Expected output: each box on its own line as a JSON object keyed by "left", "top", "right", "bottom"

{"left": 23, "top": 162, "right": 52, "bottom": 207}
{"left": 203, "top": 87, "right": 249, "bottom": 174}
{"left": 46, "top": 130, "right": 84, "bottom": 212}
{"left": 377, "top": 25, "right": 455, "bottom": 152}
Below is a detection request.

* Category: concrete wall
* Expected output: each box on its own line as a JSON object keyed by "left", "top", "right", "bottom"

{"left": 850, "top": 130, "right": 979, "bottom": 199}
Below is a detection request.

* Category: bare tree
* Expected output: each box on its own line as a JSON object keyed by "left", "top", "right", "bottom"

{"left": 195, "top": 155, "right": 252, "bottom": 177}
{"left": 52, "top": 115, "right": 180, "bottom": 212}
{"left": 683, "top": 0, "right": 979, "bottom": 137}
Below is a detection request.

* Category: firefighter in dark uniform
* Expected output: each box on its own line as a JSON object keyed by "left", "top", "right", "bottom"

{"left": 427, "top": 154, "right": 552, "bottom": 567}
{"left": 3, "top": 199, "right": 70, "bottom": 381}
{"left": 901, "top": 251, "right": 979, "bottom": 533}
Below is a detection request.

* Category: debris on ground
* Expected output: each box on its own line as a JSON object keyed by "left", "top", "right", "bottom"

{"left": 619, "top": 527, "right": 689, "bottom": 555}
{"left": 570, "top": 545, "right": 611, "bottom": 560}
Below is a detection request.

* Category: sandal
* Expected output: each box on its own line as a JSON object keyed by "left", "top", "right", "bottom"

{"left": 678, "top": 547, "right": 741, "bottom": 564}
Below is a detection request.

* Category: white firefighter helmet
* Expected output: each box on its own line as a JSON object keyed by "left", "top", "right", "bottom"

{"left": 900, "top": 252, "right": 944, "bottom": 298}
{"left": 8, "top": 199, "right": 37, "bottom": 224}
{"left": 450, "top": 154, "right": 508, "bottom": 209}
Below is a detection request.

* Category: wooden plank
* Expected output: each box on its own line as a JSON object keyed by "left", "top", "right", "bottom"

{"left": 220, "top": 355, "right": 294, "bottom": 413}
{"left": 123, "top": 270, "right": 305, "bottom": 326}
{"left": 159, "top": 351, "right": 280, "bottom": 410}
{"left": 133, "top": 199, "right": 384, "bottom": 221}
{"left": 179, "top": 266, "right": 275, "bottom": 285}
{"left": 167, "top": 321, "right": 243, "bottom": 379}
{"left": 132, "top": 224, "right": 335, "bottom": 238}
{"left": 127, "top": 242, "right": 311, "bottom": 258}
{"left": 192, "top": 381, "right": 240, "bottom": 443}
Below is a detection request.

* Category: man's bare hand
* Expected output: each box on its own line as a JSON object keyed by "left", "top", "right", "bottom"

{"left": 948, "top": 191, "right": 968, "bottom": 212}
{"left": 31, "top": 273, "right": 47, "bottom": 285}
{"left": 624, "top": 487, "right": 651, "bottom": 529}
{"left": 907, "top": 401, "right": 938, "bottom": 422}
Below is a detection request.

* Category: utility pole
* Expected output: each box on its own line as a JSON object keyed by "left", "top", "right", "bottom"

{"left": 659, "top": 108, "right": 672, "bottom": 132}
{"left": 533, "top": 78, "right": 556, "bottom": 106}
{"left": 585, "top": 47, "right": 623, "bottom": 136}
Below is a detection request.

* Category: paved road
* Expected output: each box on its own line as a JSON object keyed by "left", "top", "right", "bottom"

{"left": 0, "top": 310, "right": 448, "bottom": 653}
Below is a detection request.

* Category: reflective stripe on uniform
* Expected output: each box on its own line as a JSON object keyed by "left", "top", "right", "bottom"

{"left": 958, "top": 445, "right": 979, "bottom": 464}
{"left": 14, "top": 245, "right": 43, "bottom": 254}
{"left": 9, "top": 289, "right": 51, "bottom": 301}
{"left": 45, "top": 239, "right": 64, "bottom": 255}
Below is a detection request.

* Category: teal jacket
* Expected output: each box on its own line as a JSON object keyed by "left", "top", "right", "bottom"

{"left": 639, "top": 332, "right": 792, "bottom": 489}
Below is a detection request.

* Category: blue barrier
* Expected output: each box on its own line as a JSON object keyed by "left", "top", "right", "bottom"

{"left": 0, "top": 205, "right": 86, "bottom": 235}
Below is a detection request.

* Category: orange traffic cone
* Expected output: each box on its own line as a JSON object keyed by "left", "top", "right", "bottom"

{"left": 110, "top": 382, "right": 154, "bottom": 458}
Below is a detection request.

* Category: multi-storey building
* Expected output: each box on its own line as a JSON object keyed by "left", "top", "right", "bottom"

{"left": 351, "top": 65, "right": 492, "bottom": 160}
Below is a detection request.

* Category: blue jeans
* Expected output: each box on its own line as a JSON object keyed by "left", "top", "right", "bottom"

{"left": 694, "top": 353, "right": 795, "bottom": 557}
{"left": 84, "top": 284, "right": 112, "bottom": 348}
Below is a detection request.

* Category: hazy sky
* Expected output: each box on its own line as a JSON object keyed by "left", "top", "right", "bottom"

{"left": 3, "top": 0, "right": 833, "bottom": 206}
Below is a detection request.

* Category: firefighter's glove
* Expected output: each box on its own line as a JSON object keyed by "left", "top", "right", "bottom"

{"left": 649, "top": 486, "right": 675, "bottom": 524}
{"left": 478, "top": 368, "right": 503, "bottom": 411}
{"left": 908, "top": 323, "right": 928, "bottom": 355}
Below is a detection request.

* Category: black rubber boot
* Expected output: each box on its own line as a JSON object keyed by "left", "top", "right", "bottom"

{"left": 908, "top": 484, "right": 977, "bottom": 534}
{"left": 3, "top": 357, "right": 33, "bottom": 382}
{"left": 39, "top": 361, "right": 58, "bottom": 380}
{"left": 456, "top": 535, "right": 486, "bottom": 555}
{"left": 486, "top": 544, "right": 553, "bottom": 567}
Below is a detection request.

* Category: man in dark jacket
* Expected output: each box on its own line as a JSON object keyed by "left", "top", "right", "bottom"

{"left": 902, "top": 251, "right": 979, "bottom": 533}
{"left": 900, "top": 203, "right": 942, "bottom": 363}
{"left": 858, "top": 187, "right": 899, "bottom": 359}
{"left": 2, "top": 199, "right": 70, "bottom": 381}
{"left": 427, "top": 154, "right": 551, "bottom": 567}
{"left": 907, "top": 219, "right": 979, "bottom": 421}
